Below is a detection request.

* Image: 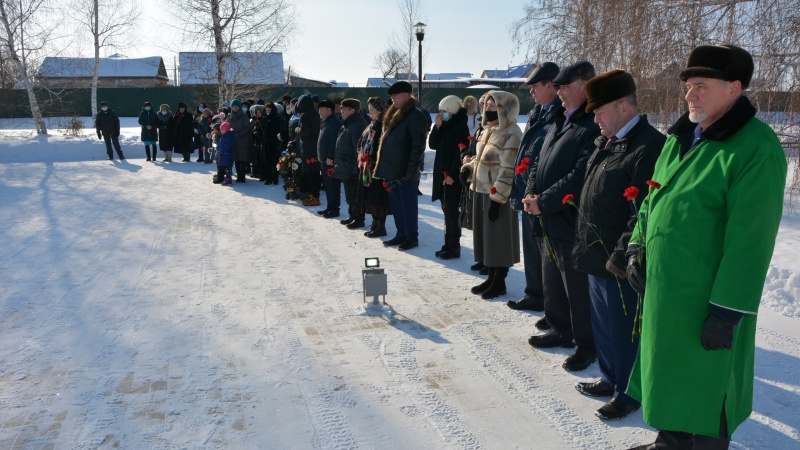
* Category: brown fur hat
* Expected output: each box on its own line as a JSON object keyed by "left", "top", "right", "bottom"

{"left": 585, "top": 69, "right": 636, "bottom": 113}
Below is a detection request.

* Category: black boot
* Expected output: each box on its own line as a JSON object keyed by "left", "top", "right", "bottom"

{"left": 365, "top": 220, "right": 386, "bottom": 237}
{"left": 145, "top": 146, "right": 152, "bottom": 161}
{"left": 471, "top": 268, "right": 496, "bottom": 295}
{"left": 481, "top": 267, "right": 508, "bottom": 299}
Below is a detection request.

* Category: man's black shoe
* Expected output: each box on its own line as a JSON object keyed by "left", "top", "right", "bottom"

{"left": 575, "top": 380, "right": 615, "bottom": 397}
{"left": 562, "top": 347, "right": 596, "bottom": 371}
{"left": 534, "top": 316, "right": 551, "bottom": 331}
{"left": 340, "top": 216, "right": 355, "bottom": 225}
{"left": 437, "top": 249, "right": 460, "bottom": 260}
{"left": 470, "top": 261, "right": 485, "bottom": 272}
{"left": 479, "top": 266, "right": 490, "bottom": 275}
{"left": 317, "top": 209, "right": 329, "bottom": 216}
{"left": 398, "top": 240, "right": 419, "bottom": 251}
{"left": 595, "top": 399, "right": 640, "bottom": 421}
{"left": 383, "top": 237, "right": 404, "bottom": 247}
{"left": 435, "top": 246, "right": 448, "bottom": 257}
{"left": 322, "top": 210, "right": 340, "bottom": 218}
{"left": 346, "top": 220, "right": 365, "bottom": 229}
{"left": 528, "top": 331, "right": 574, "bottom": 349}
{"left": 507, "top": 296, "right": 544, "bottom": 311}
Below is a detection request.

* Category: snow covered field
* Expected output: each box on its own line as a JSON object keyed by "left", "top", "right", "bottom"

{"left": 0, "top": 118, "right": 798, "bottom": 449}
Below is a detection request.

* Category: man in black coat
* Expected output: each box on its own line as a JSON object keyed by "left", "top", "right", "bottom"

{"left": 523, "top": 61, "right": 600, "bottom": 372}
{"left": 95, "top": 101, "right": 124, "bottom": 160}
{"left": 373, "top": 81, "right": 429, "bottom": 251}
{"left": 571, "top": 70, "right": 666, "bottom": 421}
{"left": 316, "top": 100, "right": 342, "bottom": 216}
{"left": 508, "top": 62, "right": 563, "bottom": 314}
{"left": 334, "top": 98, "right": 368, "bottom": 227}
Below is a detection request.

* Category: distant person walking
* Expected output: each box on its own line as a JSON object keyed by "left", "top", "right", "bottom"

{"left": 95, "top": 101, "right": 124, "bottom": 161}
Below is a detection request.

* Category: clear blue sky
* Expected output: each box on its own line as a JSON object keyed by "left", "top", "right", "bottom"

{"left": 133, "top": 0, "right": 529, "bottom": 86}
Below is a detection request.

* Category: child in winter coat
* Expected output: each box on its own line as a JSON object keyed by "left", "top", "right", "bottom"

{"left": 214, "top": 122, "right": 235, "bottom": 185}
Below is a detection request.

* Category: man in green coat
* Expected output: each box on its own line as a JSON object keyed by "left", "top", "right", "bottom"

{"left": 625, "top": 45, "right": 787, "bottom": 449}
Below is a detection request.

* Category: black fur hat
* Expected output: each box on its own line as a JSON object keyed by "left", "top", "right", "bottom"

{"left": 387, "top": 80, "right": 413, "bottom": 94}
{"left": 585, "top": 70, "right": 636, "bottom": 113}
{"left": 679, "top": 44, "right": 753, "bottom": 89}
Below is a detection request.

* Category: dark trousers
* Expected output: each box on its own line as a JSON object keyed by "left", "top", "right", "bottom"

{"left": 522, "top": 215, "right": 543, "bottom": 301}
{"left": 442, "top": 200, "right": 461, "bottom": 250}
{"left": 303, "top": 162, "right": 321, "bottom": 197}
{"left": 387, "top": 179, "right": 419, "bottom": 243}
{"left": 145, "top": 144, "right": 158, "bottom": 159}
{"left": 343, "top": 176, "right": 363, "bottom": 220}
{"left": 103, "top": 134, "right": 123, "bottom": 158}
{"left": 588, "top": 274, "right": 639, "bottom": 404}
{"left": 322, "top": 165, "right": 341, "bottom": 211}
{"left": 538, "top": 237, "right": 593, "bottom": 349}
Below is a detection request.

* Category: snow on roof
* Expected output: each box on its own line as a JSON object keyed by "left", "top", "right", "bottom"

{"left": 178, "top": 52, "right": 284, "bottom": 85}
{"left": 38, "top": 56, "right": 168, "bottom": 79}
{"left": 481, "top": 69, "right": 505, "bottom": 78}
{"left": 367, "top": 78, "right": 396, "bottom": 88}
{"left": 424, "top": 73, "right": 471, "bottom": 80}
{"left": 503, "top": 64, "right": 534, "bottom": 78}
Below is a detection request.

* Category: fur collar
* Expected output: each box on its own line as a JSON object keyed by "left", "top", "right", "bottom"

{"left": 668, "top": 96, "right": 756, "bottom": 141}
{"left": 382, "top": 96, "right": 418, "bottom": 135}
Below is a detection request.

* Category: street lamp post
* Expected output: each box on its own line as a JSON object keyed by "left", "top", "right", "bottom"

{"left": 414, "top": 22, "right": 426, "bottom": 106}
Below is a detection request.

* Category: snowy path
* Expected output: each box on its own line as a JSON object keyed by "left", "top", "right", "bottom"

{"left": 0, "top": 141, "right": 799, "bottom": 449}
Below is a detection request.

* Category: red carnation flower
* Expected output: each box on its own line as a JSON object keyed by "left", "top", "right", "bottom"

{"left": 467, "top": 135, "right": 474, "bottom": 141}
{"left": 562, "top": 194, "right": 575, "bottom": 205}
{"left": 443, "top": 171, "right": 450, "bottom": 177}
{"left": 624, "top": 186, "right": 640, "bottom": 201}
{"left": 382, "top": 181, "right": 391, "bottom": 192}
{"left": 515, "top": 165, "right": 526, "bottom": 175}
{"left": 327, "top": 167, "right": 334, "bottom": 177}
{"left": 646, "top": 180, "right": 661, "bottom": 189}
{"left": 490, "top": 186, "right": 497, "bottom": 195}
{"left": 458, "top": 143, "right": 467, "bottom": 150}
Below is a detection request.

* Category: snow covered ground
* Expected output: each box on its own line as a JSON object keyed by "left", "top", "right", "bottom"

{"left": 0, "top": 118, "right": 798, "bottom": 449}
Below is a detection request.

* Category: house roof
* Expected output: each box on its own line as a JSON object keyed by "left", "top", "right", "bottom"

{"left": 480, "top": 64, "right": 535, "bottom": 79}
{"left": 424, "top": 73, "right": 471, "bottom": 80}
{"left": 395, "top": 72, "right": 419, "bottom": 81}
{"left": 178, "top": 52, "right": 284, "bottom": 85}
{"left": 38, "top": 56, "right": 168, "bottom": 79}
{"left": 481, "top": 69, "right": 505, "bottom": 78}
{"left": 367, "top": 78, "right": 397, "bottom": 88}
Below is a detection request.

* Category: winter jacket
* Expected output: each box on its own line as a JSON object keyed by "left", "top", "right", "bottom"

{"left": 466, "top": 111, "right": 481, "bottom": 137}
{"left": 95, "top": 109, "right": 120, "bottom": 137}
{"left": 358, "top": 118, "right": 382, "bottom": 185}
{"left": 373, "top": 96, "right": 429, "bottom": 182}
{"left": 461, "top": 90, "right": 522, "bottom": 204}
{"left": 525, "top": 100, "right": 600, "bottom": 241}
{"left": 332, "top": 112, "right": 368, "bottom": 180}
{"left": 259, "top": 107, "right": 281, "bottom": 155}
{"left": 297, "top": 95, "right": 321, "bottom": 160}
{"left": 510, "top": 98, "right": 563, "bottom": 211}
{"left": 138, "top": 109, "right": 159, "bottom": 142}
{"left": 318, "top": 114, "right": 341, "bottom": 162}
{"left": 626, "top": 96, "right": 786, "bottom": 439}
{"left": 226, "top": 108, "right": 254, "bottom": 162}
{"left": 156, "top": 111, "right": 172, "bottom": 150}
{"left": 171, "top": 103, "right": 195, "bottom": 153}
{"left": 216, "top": 131, "right": 235, "bottom": 167}
{"left": 570, "top": 115, "right": 665, "bottom": 279}
{"left": 429, "top": 107, "right": 469, "bottom": 204}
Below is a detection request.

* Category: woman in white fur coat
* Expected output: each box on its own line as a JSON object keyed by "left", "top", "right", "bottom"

{"left": 461, "top": 90, "right": 522, "bottom": 299}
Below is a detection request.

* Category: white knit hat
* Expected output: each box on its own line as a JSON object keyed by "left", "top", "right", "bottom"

{"left": 438, "top": 95, "right": 462, "bottom": 115}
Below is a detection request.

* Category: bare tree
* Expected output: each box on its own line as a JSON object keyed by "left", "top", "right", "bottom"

{"left": 0, "top": 0, "right": 50, "bottom": 134}
{"left": 170, "top": 0, "right": 295, "bottom": 107}
{"left": 373, "top": 47, "right": 405, "bottom": 84}
{"left": 70, "top": 0, "right": 141, "bottom": 118}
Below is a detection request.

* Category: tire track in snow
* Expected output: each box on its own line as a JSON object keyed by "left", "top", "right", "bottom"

{"left": 454, "top": 323, "right": 616, "bottom": 450}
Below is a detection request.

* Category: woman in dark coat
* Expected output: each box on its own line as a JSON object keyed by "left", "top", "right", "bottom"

{"left": 357, "top": 96, "right": 392, "bottom": 237}
{"left": 171, "top": 102, "right": 195, "bottom": 162}
{"left": 156, "top": 104, "right": 173, "bottom": 161}
{"left": 138, "top": 101, "right": 159, "bottom": 161}
{"left": 226, "top": 98, "right": 254, "bottom": 182}
{"left": 429, "top": 95, "right": 469, "bottom": 259}
{"left": 261, "top": 102, "right": 282, "bottom": 185}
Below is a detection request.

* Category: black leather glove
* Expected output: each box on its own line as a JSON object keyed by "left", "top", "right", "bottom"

{"left": 701, "top": 314, "right": 735, "bottom": 350}
{"left": 488, "top": 201, "right": 500, "bottom": 222}
{"left": 626, "top": 246, "right": 646, "bottom": 295}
